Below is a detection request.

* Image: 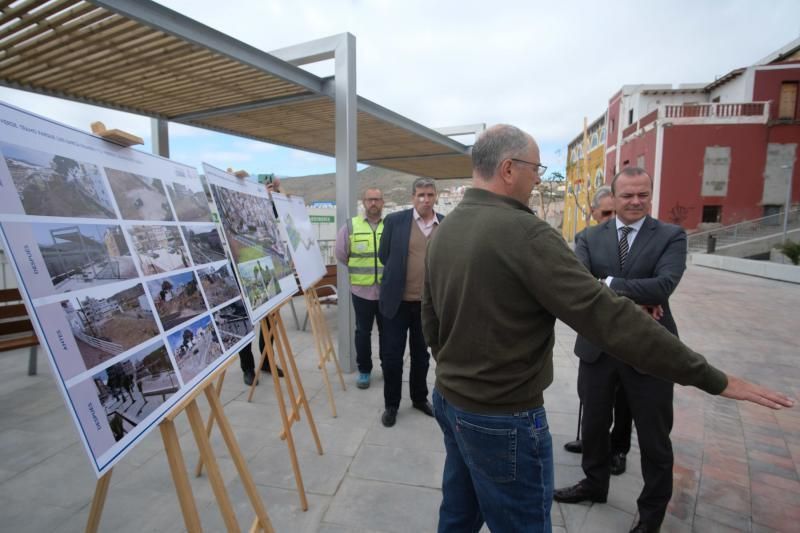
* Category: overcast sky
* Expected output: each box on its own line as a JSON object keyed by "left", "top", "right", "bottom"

{"left": 1, "top": 0, "right": 798, "bottom": 178}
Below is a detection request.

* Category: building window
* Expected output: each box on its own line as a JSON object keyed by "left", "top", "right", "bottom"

{"left": 778, "top": 82, "right": 798, "bottom": 120}
{"left": 702, "top": 205, "right": 722, "bottom": 223}
{"left": 637, "top": 155, "right": 645, "bottom": 169}
{"left": 763, "top": 205, "right": 782, "bottom": 223}
{"left": 628, "top": 109, "right": 634, "bottom": 125}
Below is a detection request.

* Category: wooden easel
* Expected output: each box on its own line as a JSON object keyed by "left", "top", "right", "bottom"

{"left": 200, "top": 305, "right": 323, "bottom": 512}
{"left": 85, "top": 358, "right": 274, "bottom": 533}
{"left": 304, "top": 285, "right": 347, "bottom": 417}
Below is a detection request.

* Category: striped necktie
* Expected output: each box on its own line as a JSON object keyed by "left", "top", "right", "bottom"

{"left": 618, "top": 226, "right": 633, "bottom": 270}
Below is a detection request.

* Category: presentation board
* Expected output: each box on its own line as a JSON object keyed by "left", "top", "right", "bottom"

{"left": 202, "top": 164, "right": 297, "bottom": 321}
{"left": 0, "top": 102, "right": 254, "bottom": 476}
{"left": 272, "top": 194, "right": 326, "bottom": 290}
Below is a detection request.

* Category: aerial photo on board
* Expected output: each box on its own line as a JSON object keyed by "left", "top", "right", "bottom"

{"left": 181, "top": 224, "right": 227, "bottom": 264}
{"left": 32, "top": 222, "right": 137, "bottom": 292}
{"left": 88, "top": 343, "right": 179, "bottom": 442}
{"left": 197, "top": 262, "right": 240, "bottom": 308}
{"left": 210, "top": 185, "right": 285, "bottom": 263}
{"left": 145, "top": 271, "right": 207, "bottom": 331}
{"left": 213, "top": 300, "right": 252, "bottom": 351}
{"left": 168, "top": 315, "right": 223, "bottom": 384}
{"left": 0, "top": 142, "right": 116, "bottom": 219}
{"left": 104, "top": 167, "right": 175, "bottom": 221}
{"left": 237, "top": 257, "right": 283, "bottom": 310}
{"left": 60, "top": 283, "right": 160, "bottom": 370}
{"left": 126, "top": 224, "right": 191, "bottom": 274}
{"left": 165, "top": 180, "right": 213, "bottom": 222}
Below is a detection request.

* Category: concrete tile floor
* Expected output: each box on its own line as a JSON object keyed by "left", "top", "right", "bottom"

{"left": 0, "top": 264, "right": 797, "bottom": 532}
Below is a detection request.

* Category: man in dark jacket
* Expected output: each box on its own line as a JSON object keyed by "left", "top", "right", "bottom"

{"left": 377, "top": 178, "right": 443, "bottom": 427}
{"left": 554, "top": 167, "right": 686, "bottom": 532}
{"left": 422, "top": 124, "right": 794, "bottom": 533}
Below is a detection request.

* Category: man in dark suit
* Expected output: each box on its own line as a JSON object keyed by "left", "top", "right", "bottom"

{"left": 564, "top": 185, "right": 636, "bottom": 478}
{"left": 378, "top": 177, "right": 443, "bottom": 427}
{"left": 554, "top": 167, "right": 686, "bottom": 533}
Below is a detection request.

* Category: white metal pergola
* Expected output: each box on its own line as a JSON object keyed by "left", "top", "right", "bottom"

{"left": 0, "top": 0, "right": 473, "bottom": 370}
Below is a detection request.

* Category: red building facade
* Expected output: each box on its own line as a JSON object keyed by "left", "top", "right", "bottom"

{"left": 599, "top": 39, "right": 800, "bottom": 232}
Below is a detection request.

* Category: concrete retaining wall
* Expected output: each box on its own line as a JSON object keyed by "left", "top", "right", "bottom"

{"left": 690, "top": 253, "right": 800, "bottom": 284}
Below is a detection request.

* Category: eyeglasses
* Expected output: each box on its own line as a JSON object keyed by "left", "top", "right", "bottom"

{"left": 510, "top": 158, "right": 548, "bottom": 177}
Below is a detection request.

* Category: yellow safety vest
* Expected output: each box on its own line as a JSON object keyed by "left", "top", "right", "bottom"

{"left": 348, "top": 216, "right": 384, "bottom": 285}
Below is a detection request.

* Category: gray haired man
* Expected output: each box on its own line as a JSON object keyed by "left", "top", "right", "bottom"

{"left": 377, "top": 178, "right": 444, "bottom": 427}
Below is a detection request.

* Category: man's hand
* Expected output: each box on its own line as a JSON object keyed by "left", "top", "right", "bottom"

{"left": 720, "top": 374, "right": 795, "bottom": 409}
{"left": 640, "top": 304, "right": 664, "bottom": 320}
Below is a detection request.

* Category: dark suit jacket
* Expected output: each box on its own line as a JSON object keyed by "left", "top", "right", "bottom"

{"left": 574, "top": 215, "right": 687, "bottom": 364}
{"left": 378, "top": 208, "right": 444, "bottom": 319}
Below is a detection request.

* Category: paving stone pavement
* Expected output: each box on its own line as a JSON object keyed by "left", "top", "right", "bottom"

{"left": 0, "top": 264, "right": 797, "bottom": 532}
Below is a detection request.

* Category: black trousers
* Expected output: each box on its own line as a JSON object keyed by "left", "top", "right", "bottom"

{"left": 610, "top": 386, "right": 633, "bottom": 455}
{"left": 239, "top": 320, "right": 274, "bottom": 372}
{"left": 380, "top": 301, "right": 430, "bottom": 409}
{"left": 579, "top": 355, "right": 674, "bottom": 526}
{"left": 352, "top": 293, "right": 383, "bottom": 374}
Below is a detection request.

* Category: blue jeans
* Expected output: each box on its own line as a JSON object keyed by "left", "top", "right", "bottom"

{"left": 433, "top": 389, "right": 554, "bottom": 533}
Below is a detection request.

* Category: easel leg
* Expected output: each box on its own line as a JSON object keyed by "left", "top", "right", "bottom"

{"left": 270, "top": 313, "right": 300, "bottom": 425}
{"left": 321, "top": 312, "right": 347, "bottom": 391}
{"left": 274, "top": 313, "right": 324, "bottom": 456}
{"left": 85, "top": 469, "right": 112, "bottom": 533}
{"left": 204, "top": 387, "right": 275, "bottom": 533}
{"left": 160, "top": 419, "right": 204, "bottom": 532}
{"left": 195, "top": 370, "right": 227, "bottom": 477}
{"left": 305, "top": 291, "right": 338, "bottom": 417}
{"left": 186, "top": 399, "right": 240, "bottom": 532}
{"left": 264, "top": 316, "right": 309, "bottom": 511}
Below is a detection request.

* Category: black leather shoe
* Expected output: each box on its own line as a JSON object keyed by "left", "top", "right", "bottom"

{"left": 261, "top": 365, "right": 285, "bottom": 378}
{"left": 243, "top": 369, "right": 256, "bottom": 386}
{"left": 382, "top": 407, "right": 398, "bottom": 427}
{"left": 564, "top": 439, "right": 583, "bottom": 454}
{"left": 553, "top": 482, "right": 607, "bottom": 504}
{"left": 630, "top": 520, "right": 659, "bottom": 532}
{"left": 412, "top": 400, "right": 434, "bottom": 417}
{"left": 610, "top": 452, "right": 627, "bottom": 475}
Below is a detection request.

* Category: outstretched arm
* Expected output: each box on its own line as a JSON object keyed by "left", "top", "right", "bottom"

{"left": 721, "top": 375, "right": 795, "bottom": 409}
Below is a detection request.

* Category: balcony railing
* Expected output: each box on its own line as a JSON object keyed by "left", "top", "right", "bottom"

{"left": 663, "top": 102, "right": 767, "bottom": 119}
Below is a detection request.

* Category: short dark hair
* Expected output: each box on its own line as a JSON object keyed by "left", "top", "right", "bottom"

{"left": 412, "top": 177, "right": 436, "bottom": 194}
{"left": 611, "top": 167, "right": 652, "bottom": 194}
{"left": 471, "top": 124, "right": 532, "bottom": 179}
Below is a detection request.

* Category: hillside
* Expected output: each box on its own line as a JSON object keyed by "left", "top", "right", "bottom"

{"left": 280, "top": 166, "right": 470, "bottom": 206}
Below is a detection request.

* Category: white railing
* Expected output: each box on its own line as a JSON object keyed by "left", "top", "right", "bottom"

{"left": 662, "top": 102, "right": 769, "bottom": 121}
{"left": 687, "top": 208, "right": 800, "bottom": 251}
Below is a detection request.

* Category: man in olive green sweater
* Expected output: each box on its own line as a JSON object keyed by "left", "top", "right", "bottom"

{"left": 421, "top": 124, "right": 794, "bottom": 533}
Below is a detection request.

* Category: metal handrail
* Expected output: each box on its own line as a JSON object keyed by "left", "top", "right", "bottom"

{"left": 687, "top": 208, "right": 800, "bottom": 249}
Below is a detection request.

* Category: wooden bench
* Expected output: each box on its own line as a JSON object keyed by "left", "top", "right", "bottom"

{"left": 0, "top": 288, "right": 39, "bottom": 375}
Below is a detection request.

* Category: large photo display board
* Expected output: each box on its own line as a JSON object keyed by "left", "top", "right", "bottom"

{"left": 272, "top": 194, "right": 326, "bottom": 290}
{"left": 202, "top": 164, "right": 297, "bottom": 321}
{"left": 0, "top": 102, "right": 254, "bottom": 476}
